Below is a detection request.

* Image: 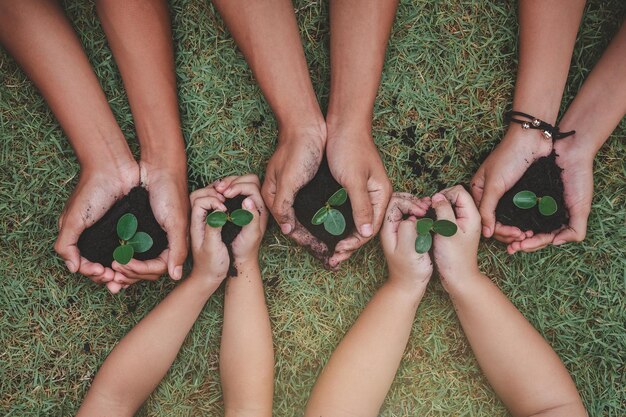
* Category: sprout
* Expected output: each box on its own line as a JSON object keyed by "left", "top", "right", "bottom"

{"left": 113, "top": 213, "right": 154, "bottom": 265}
{"left": 206, "top": 208, "right": 254, "bottom": 228}
{"left": 414, "top": 218, "right": 457, "bottom": 253}
{"left": 513, "top": 191, "right": 557, "bottom": 216}
{"left": 311, "top": 188, "right": 348, "bottom": 236}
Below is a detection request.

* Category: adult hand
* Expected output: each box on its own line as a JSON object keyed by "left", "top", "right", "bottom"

{"left": 326, "top": 128, "right": 392, "bottom": 268}
{"left": 111, "top": 160, "right": 190, "bottom": 285}
{"left": 380, "top": 193, "right": 432, "bottom": 294}
{"left": 471, "top": 127, "right": 553, "bottom": 244}
{"left": 54, "top": 161, "right": 140, "bottom": 293}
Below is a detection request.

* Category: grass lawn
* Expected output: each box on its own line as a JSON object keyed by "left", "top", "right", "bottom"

{"left": 1, "top": 0, "right": 625, "bottom": 415}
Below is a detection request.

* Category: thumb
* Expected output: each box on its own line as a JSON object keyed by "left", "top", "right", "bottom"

{"left": 431, "top": 193, "right": 456, "bottom": 222}
{"left": 272, "top": 181, "right": 297, "bottom": 235}
{"left": 346, "top": 180, "right": 374, "bottom": 238}
{"left": 54, "top": 219, "right": 83, "bottom": 273}
{"left": 477, "top": 179, "right": 501, "bottom": 238}
{"left": 204, "top": 221, "right": 224, "bottom": 249}
{"left": 166, "top": 226, "right": 189, "bottom": 281}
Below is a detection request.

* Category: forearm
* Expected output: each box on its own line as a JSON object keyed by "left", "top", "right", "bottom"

{"left": 447, "top": 273, "right": 585, "bottom": 417}
{"left": 77, "top": 274, "right": 220, "bottom": 416}
{"left": 96, "top": 0, "right": 185, "bottom": 167}
{"left": 326, "top": 0, "right": 398, "bottom": 133}
{"left": 0, "top": 0, "right": 133, "bottom": 171}
{"left": 558, "top": 21, "right": 626, "bottom": 155}
{"left": 211, "top": 0, "right": 324, "bottom": 131}
{"left": 512, "top": 0, "right": 585, "bottom": 124}
{"left": 220, "top": 260, "right": 274, "bottom": 417}
{"left": 305, "top": 279, "right": 426, "bottom": 417}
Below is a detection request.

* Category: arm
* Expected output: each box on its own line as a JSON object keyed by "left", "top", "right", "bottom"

{"left": 0, "top": 0, "right": 139, "bottom": 290}
{"left": 325, "top": 0, "right": 396, "bottom": 268}
{"left": 211, "top": 0, "right": 328, "bottom": 260}
{"left": 471, "top": 0, "right": 586, "bottom": 250}
{"left": 95, "top": 0, "right": 189, "bottom": 283}
{"left": 305, "top": 193, "right": 432, "bottom": 416}
{"left": 431, "top": 186, "right": 586, "bottom": 417}
{"left": 77, "top": 188, "right": 230, "bottom": 416}
{"left": 215, "top": 175, "right": 274, "bottom": 416}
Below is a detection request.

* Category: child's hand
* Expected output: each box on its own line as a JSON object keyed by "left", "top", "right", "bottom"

{"left": 431, "top": 185, "right": 482, "bottom": 288}
{"left": 215, "top": 174, "right": 268, "bottom": 264}
{"left": 189, "top": 186, "right": 230, "bottom": 284}
{"left": 380, "top": 193, "right": 433, "bottom": 292}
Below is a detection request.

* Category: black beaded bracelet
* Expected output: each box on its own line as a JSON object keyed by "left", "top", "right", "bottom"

{"left": 505, "top": 111, "right": 575, "bottom": 140}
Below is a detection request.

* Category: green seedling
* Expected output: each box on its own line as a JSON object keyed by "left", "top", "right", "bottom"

{"left": 414, "top": 218, "right": 457, "bottom": 254}
{"left": 513, "top": 190, "right": 557, "bottom": 216}
{"left": 113, "top": 213, "right": 153, "bottom": 265}
{"left": 206, "top": 208, "right": 254, "bottom": 228}
{"left": 311, "top": 188, "right": 348, "bottom": 236}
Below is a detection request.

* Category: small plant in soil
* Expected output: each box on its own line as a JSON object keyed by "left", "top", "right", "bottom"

{"left": 113, "top": 213, "right": 154, "bottom": 265}
{"left": 206, "top": 208, "right": 253, "bottom": 228}
{"left": 513, "top": 191, "right": 558, "bottom": 216}
{"left": 414, "top": 218, "right": 457, "bottom": 254}
{"left": 311, "top": 188, "right": 348, "bottom": 236}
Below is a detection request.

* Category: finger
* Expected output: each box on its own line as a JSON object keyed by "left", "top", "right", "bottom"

{"left": 191, "top": 196, "right": 228, "bottom": 250}
{"left": 441, "top": 185, "right": 479, "bottom": 221}
{"left": 345, "top": 180, "right": 374, "bottom": 238}
{"left": 368, "top": 178, "right": 393, "bottom": 236}
{"left": 397, "top": 217, "right": 418, "bottom": 251}
{"left": 215, "top": 174, "right": 260, "bottom": 193}
{"left": 470, "top": 168, "right": 485, "bottom": 206}
{"left": 333, "top": 233, "right": 364, "bottom": 257}
{"left": 328, "top": 249, "right": 354, "bottom": 269}
{"left": 90, "top": 267, "right": 116, "bottom": 284}
{"left": 112, "top": 258, "right": 166, "bottom": 280}
{"left": 204, "top": 217, "right": 224, "bottom": 249}
{"left": 222, "top": 182, "right": 264, "bottom": 209}
{"left": 507, "top": 233, "right": 554, "bottom": 254}
{"left": 271, "top": 179, "right": 298, "bottom": 235}
{"left": 431, "top": 193, "right": 456, "bottom": 222}
{"left": 77, "top": 258, "right": 105, "bottom": 278}
{"left": 106, "top": 281, "right": 123, "bottom": 294}
{"left": 380, "top": 193, "right": 429, "bottom": 243}
{"left": 113, "top": 271, "right": 143, "bottom": 286}
{"left": 165, "top": 222, "right": 189, "bottom": 281}
{"left": 553, "top": 213, "right": 588, "bottom": 245}
{"left": 477, "top": 178, "right": 503, "bottom": 238}
{"left": 190, "top": 187, "right": 225, "bottom": 207}
{"left": 54, "top": 223, "right": 84, "bottom": 274}
{"left": 493, "top": 222, "right": 525, "bottom": 241}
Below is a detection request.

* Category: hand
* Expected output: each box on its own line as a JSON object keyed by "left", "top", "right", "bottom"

{"left": 54, "top": 161, "right": 140, "bottom": 294}
{"left": 214, "top": 174, "right": 268, "bottom": 264}
{"left": 431, "top": 185, "right": 482, "bottom": 290}
{"left": 261, "top": 125, "right": 332, "bottom": 263}
{"left": 471, "top": 127, "right": 553, "bottom": 244}
{"left": 111, "top": 161, "right": 190, "bottom": 285}
{"left": 380, "top": 193, "right": 433, "bottom": 293}
{"left": 188, "top": 185, "right": 230, "bottom": 284}
{"left": 326, "top": 128, "right": 392, "bottom": 268}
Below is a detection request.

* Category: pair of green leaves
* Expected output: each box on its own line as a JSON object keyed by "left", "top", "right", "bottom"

{"left": 206, "top": 209, "right": 253, "bottom": 228}
{"left": 513, "top": 191, "right": 557, "bottom": 216}
{"left": 415, "top": 218, "right": 458, "bottom": 253}
{"left": 311, "top": 188, "right": 348, "bottom": 236}
{"left": 113, "top": 213, "right": 154, "bottom": 265}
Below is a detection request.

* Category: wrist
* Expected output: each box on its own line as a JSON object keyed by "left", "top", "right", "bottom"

{"left": 385, "top": 275, "right": 429, "bottom": 302}
{"left": 325, "top": 115, "right": 372, "bottom": 142}
{"left": 440, "top": 268, "right": 482, "bottom": 296}
{"left": 187, "top": 272, "right": 224, "bottom": 295}
{"left": 277, "top": 117, "right": 327, "bottom": 146}
{"left": 139, "top": 139, "right": 186, "bottom": 172}
{"left": 78, "top": 132, "right": 136, "bottom": 174}
{"left": 233, "top": 256, "right": 260, "bottom": 275}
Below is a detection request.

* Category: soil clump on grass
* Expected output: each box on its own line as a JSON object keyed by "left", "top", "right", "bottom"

{"left": 495, "top": 152, "right": 568, "bottom": 233}
{"left": 77, "top": 187, "right": 168, "bottom": 268}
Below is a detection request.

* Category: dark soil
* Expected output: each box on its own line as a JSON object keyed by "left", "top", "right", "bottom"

{"left": 293, "top": 158, "right": 355, "bottom": 253}
{"left": 77, "top": 187, "right": 168, "bottom": 267}
{"left": 495, "top": 152, "right": 568, "bottom": 233}
{"left": 210, "top": 194, "right": 246, "bottom": 277}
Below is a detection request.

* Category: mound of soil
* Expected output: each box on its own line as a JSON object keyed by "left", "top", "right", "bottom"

{"left": 294, "top": 158, "right": 355, "bottom": 253}
{"left": 495, "top": 152, "right": 568, "bottom": 233}
{"left": 77, "top": 187, "right": 168, "bottom": 267}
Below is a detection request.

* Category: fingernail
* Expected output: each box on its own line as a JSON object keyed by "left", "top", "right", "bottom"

{"left": 482, "top": 226, "right": 490, "bottom": 236}
{"left": 553, "top": 239, "right": 565, "bottom": 246}
{"left": 243, "top": 198, "right": 255, "bottom": 210}
{"left": 280, "top": 223, "right": 292, "bottom": 234}
{"left": 360, "top": 224, "right": 373, "bottom": 237}
{"left": 432, "top": 193, "right": 445, "bottom": 203}
{"left": 65, "top": 260, "right": 77, "bottom": 273}
{"left": 173, "top": 266, "right": 183, "bottom": 280}
{"left": 216, "top": 181, "right": 225, "bottom": 189}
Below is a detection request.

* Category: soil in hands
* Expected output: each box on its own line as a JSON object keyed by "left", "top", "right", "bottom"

{"left": 293, "top": 158, "right": 355, "bottom": 253}
{"left": 77, "top": 187, "right": 168, "bottom": 268}
{"left": 495, "top": 151, "right": 568, "bottom": 234}
{"left": 218, "top": 194, "right": 246, "bottom": 278}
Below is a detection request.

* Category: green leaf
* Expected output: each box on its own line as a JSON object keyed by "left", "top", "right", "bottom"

{"left": 206, "top": 211, "right": 227, "bottom": 227}
{"left": 538, "top": 196, "right": 558, "bottom": 216}
{"left": 432, "top": 219, "right": 458, "bottom": 237}
{"left": 414, "top": 233, "right": 433, "bottom": 254}
{"left": 128, "top": 232, "right": 153, "bottom": 253}
{"left": 327, "top": 188, "right": 348, "bottom": 206}
{"left": 416, "top": 218, "right": 434, "bottom": 235}
{"left": 113, "top": 244, "right": 134, "bottom": 265}
{"left": 117, "top": 213, "right": 138, "bottom": 241}
{"left": 312, "top": 206, "right": 329, "bottom": 225}
{"left": 230, "top": 209, "right": 253, "bottom": 226}
{"left": 324, "top": 209, "right": 346, "bottom": 236}
{"left": 513, "top": 191, "right": 538, "bottom": 209}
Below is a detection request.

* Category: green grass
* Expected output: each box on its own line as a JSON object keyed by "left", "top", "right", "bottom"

{"left": 1, "top": 0, "right": 625, "bottom": 415}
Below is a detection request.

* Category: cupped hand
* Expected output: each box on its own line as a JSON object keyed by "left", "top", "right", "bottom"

{"left": 431, "top": 185, "right": 482, "bottom": 290}
{"left": 326, "top": 129, "right": 392, "bottom": 268}
{"left": 54, "top": 161, "right": 139, "bottom": 293}
{"left": 111, "top": 160, "right": 190, "bottom": 285}
{"left": 471, "top": 127, "right": 553, "bottom": 244}
{"left": 214, "top": 174, "right": 268, "bottom": 263}
{"left": 188, "top": 185, "right": 229, "bottom": 284}
{"left": 380, "top": 193, "right": 433, "bottom": 292}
